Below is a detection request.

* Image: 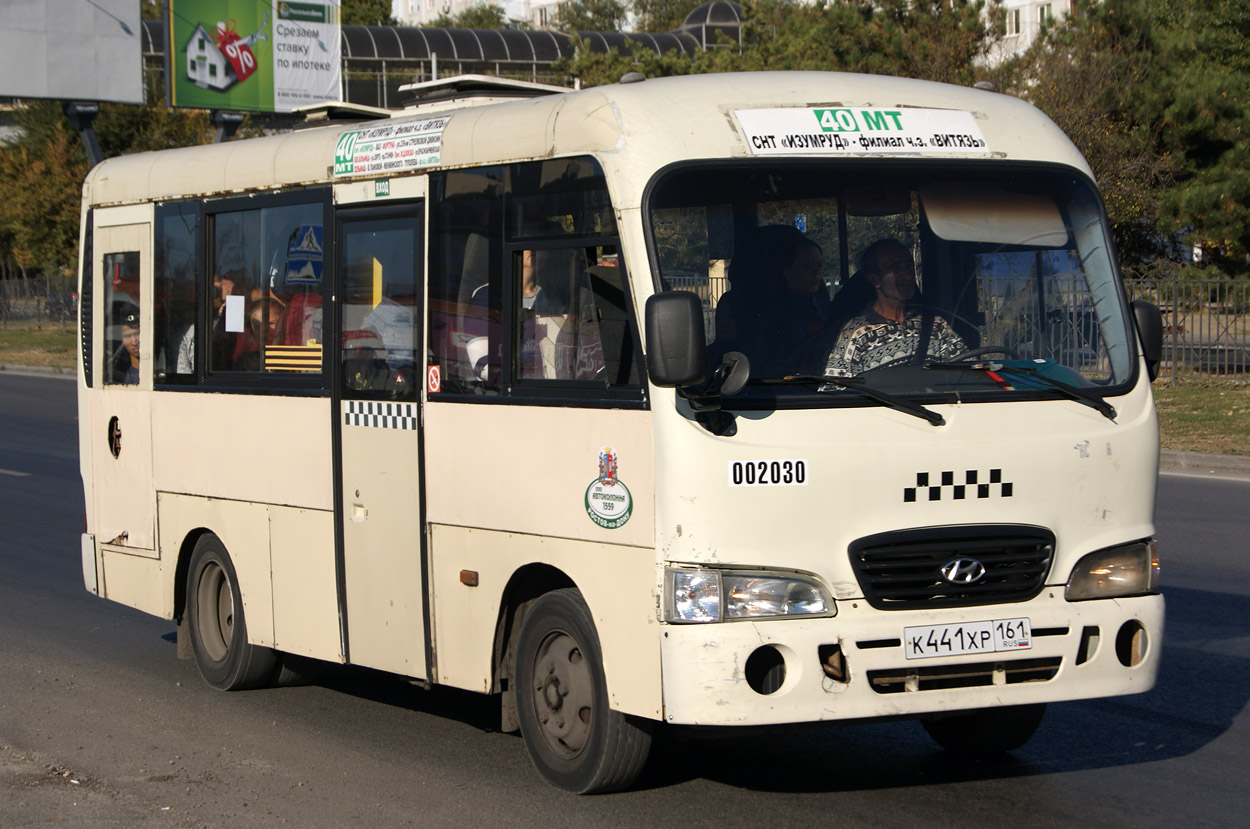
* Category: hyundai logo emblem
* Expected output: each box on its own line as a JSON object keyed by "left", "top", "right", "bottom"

{"left": 941, "top": 557, "right": 987, "bottom": 584}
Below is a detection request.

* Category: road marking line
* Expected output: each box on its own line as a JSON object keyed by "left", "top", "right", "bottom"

{"left": 0, "top": 468, "right": 32, "bottom": 477}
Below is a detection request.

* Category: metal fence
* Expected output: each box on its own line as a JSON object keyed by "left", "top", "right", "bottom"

{"left": 0, "top": 274, "right": 78, "bottom": 330}
{"left": 1126, "top": 276, "right": 1250, "bottom": 382}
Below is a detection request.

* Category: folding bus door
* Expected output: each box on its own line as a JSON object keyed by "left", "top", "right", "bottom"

{"left": 335, "top": 206, "right": 428, "bottom": 678}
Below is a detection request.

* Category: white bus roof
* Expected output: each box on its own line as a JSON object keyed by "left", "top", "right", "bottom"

{"left": 83, "top": 71, "right": 1087, "bottom": 209}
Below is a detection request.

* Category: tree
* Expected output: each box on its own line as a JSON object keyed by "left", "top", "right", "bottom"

{"left": 631, "top": 0, "right": 707, "bottom": 32}
{"left": 0, "top": 102, "right": 89, "bottom": 276}
{"left": 429, "top": 4, "right": 513, "bottom": 29}
{"left": 1151, "top": 0, "right": 1250, "bottom": 272}
{"left": 559, "top": 1, "right": 1002, "bottom": 88}
{"left": 554, "top": 0, "right": 629, "bottom": 32}
{"left": 1010, "top": 0, "right": 1250, "bottom": 277}
{"left": 0, "top": 77, "right": 213, "bottom": 277}
{"left": 342, "top": 0, "right": 396, "bottom": 26}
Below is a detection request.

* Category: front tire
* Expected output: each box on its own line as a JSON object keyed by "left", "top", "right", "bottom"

{"left": 515, "top": 588, "right": 652, "bottom": 793}
{"left": 921, "top": 703, "right": 1046, "bottom": 756}
{"left": 186, "top": 535, "right": 277, "bottom": 691}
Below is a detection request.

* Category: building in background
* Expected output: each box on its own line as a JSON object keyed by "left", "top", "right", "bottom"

{"left": 991, "top": 0, "right": 1071, "bottom": 63}
{"left": 392, "top": 0, "right": 531, "bottom": 27}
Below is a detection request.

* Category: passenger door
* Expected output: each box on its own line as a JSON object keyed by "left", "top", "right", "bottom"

{"left": 88, "top": 215, "right": 156, "bottom": 553}
{"left": 336, "top": 205, "right": 428, "bottom": 678}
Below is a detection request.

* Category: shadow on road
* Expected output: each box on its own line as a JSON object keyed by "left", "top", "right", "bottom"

{"left": 239, "top": 583, "right": 1244, "bottom": 794}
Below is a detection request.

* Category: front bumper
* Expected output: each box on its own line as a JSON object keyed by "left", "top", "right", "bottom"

{"left": 658, "top": 590, "right": 1163, "bottom": 725}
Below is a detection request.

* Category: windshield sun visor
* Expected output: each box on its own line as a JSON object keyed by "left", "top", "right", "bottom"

{"left": 920, "top": 184, "right": 1068, "bottom": 247}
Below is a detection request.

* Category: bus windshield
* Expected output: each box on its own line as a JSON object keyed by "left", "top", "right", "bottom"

{"left": 647, "top": 162, "right": 1135, "bottom": 406}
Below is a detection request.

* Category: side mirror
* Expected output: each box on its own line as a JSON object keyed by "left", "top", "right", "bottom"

{"left": 645, "top": 292, "right": 707, "bottom": 387}
{"left": 1131, "top": 299, "right": 1163, "bottom": 381}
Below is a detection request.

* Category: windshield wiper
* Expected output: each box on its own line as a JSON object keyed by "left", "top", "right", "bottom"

{"left": 760, "top": 375, "right": 946, "bottom": 427}
{"left": 925, "top": 361, "right": 1117, "bottom": 422}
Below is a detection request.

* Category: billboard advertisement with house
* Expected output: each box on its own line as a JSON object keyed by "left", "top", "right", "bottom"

{"left": 168, "top": 1, "right": 341, "bottom": 112}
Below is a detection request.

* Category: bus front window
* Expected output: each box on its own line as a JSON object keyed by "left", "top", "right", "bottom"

{"left": 646, "top": 164, "right": 1136, "bottom": 407}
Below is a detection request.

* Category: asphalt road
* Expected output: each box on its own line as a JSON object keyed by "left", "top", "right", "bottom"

{"left": 2, "top": 372, "right": 1248, "bottom": 826}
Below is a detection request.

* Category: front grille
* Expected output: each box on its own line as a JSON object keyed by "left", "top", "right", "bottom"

{"left": 849, "top": 525, "right": 1054, "bottom": 610}
{"left": 867, "top": 657, "right": 1062, "bottom": 694}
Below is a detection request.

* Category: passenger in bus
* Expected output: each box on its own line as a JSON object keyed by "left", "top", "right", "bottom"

{"left": 519, "top": 248, "right": 560, "bottom": 312}
{"left": 823, "top": 239, "right": 965, "bottom": 377}
{"left": 518, "top": 248, "right": 567, "bottom": 379}
{"left": 173, "top": 315, "right": 195, "bottom": 375}
{"left": 236, "top": 297, "right": 285, "bottom": 371}
{"left": 714, "top": 225, "right": 830, "bottom": 376}
{"left": 114, "top": 310, "right": 141, "bottom": 384}
{"left": 210, "top": 273, "right": 240, "bottom": 370}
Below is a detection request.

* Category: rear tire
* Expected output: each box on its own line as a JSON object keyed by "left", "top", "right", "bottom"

{"left": 515, "top": 588, "right": 652, "bottom": 793}
{"left": 186, "top": 535, "right": 277, "bottom": 691}
{"left": 921, "top": 703, "right": 1046, "bottom": 756}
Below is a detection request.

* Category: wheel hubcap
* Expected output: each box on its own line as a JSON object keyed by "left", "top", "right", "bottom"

{"left": 195, "top": 560, "right": 233, "bottom": 664}
{"left": 531, "top": 632, "right": 593, "bottom": 758}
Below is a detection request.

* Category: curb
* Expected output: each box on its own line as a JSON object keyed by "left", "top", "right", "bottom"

{"left": 0, "top": 364, "right": 75, "bottom": 379}
{"left": 1159, "top": 450, "right": 1250, "bottom": 481}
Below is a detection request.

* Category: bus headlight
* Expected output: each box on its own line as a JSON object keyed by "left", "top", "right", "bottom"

{"left": 1065, "top": 540, "right": 1159, "bottom": 601}
{"left": 665, "top": 567, "right": 834, "bottom": 623}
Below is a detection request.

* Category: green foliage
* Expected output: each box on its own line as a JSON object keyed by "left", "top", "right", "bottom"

{"left": 342, "top": 0, "right": 396, "bottom": 26}
{"left": 0, "top": 84, "right": 212, "bottom": 276}
{"left": 0, "top": 102, "right": 89, "bottom": 275}
{"left": 1012, "top": 0, "right": 1250, "bottom": 278}
{"left": 560, "top": 0, "right": 1000, "bottom": 88}
{"left": 1007, "top": 1, "right": 1176, "bottom": 273}
{"left": 555, "top": 0, "right": 629, "bottom": 32}
{"left": 429, "top": 4, "right": 513, "bottom": 29}
{"left": 4, "top": 0, "right": 1247, "bottom": 286}
{"left": 631, "top": 0, "right": 707, "bottom": 32}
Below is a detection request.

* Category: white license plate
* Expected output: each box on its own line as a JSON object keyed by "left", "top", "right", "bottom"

{"left": 903, "top": 617, "right": 1032, "bottom": 660}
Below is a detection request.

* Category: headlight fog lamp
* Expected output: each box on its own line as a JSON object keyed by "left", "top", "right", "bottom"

{"left": 664, "top": 567, "right": 834, "bottom": 623}
{"left": 1065, "top": 540, "right": 1159, "bottom": 601}
{"left": 666, "top": 568, "right": 722, "bottom": 622}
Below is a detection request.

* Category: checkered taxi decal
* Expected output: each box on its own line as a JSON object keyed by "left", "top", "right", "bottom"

{"left": 344, "top": 401, "right": 417, "bottom": 431}
{"left": 904, "top": 469, "right": 1013, "bottom": 502}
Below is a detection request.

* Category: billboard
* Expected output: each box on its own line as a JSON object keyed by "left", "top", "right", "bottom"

{"left": 0, "top": 0, "right": 143, "bottom": 104}
{"left": 168, "top": 1, "right": 342, "bottom": 113}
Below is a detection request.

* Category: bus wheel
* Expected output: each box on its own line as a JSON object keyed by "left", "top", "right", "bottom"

{"left": 186, "top": 535, "right": 277, "bottom": 691}
{"left": 921, "top": 703, "right": 1046, "bottom": 756}
{"left": 515, "top": 588, "right": 652, "bottom": 794}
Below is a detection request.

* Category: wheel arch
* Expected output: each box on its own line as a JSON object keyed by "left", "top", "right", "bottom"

{"left": 492, "top": 563, "right": 576, "bottom": 731}
{"left": 173, "top": 527, "right": 215, "bottom": 623}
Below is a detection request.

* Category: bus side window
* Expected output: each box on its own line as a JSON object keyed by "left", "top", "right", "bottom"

{"left": 585, "top": 262, "right": 637, "bottom": 386}
{"left": 515, "top": 247, "right": 578, "bottom": 381}
{"left": 513, "top": 246, "right": 639, "bottom": 385}
{"left": 103, "top": 251, "right": 141, "bottom": 385}
{"left": 154, "top": 202, "right": 199, "bottom": 383}
{"left": 430, "top": 181, "right": 504, "bottom": 396}
{"left": 340, "top": 215, "right": 421, "bottom": 399}
{"left": 208, "top": 203, "right": 324, "bottom": 376}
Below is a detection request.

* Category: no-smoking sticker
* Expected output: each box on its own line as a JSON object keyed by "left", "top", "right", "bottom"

{"left": 427, "top": 365, "right": 441, "bottom": 394}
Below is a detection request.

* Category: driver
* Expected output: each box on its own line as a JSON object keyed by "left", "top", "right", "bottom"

{"left": 823, "top": 239, "right": 965, "bottom": 377}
